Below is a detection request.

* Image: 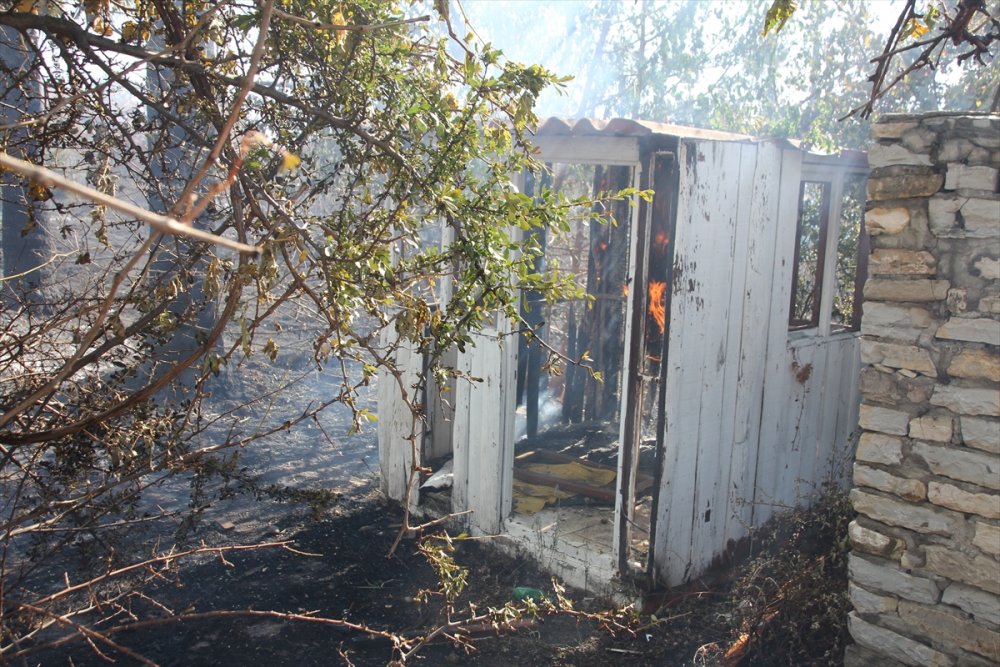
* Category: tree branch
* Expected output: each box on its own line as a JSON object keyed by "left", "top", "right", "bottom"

{"left": 269, "top": 6, "right": 430, "bottom": 33}
{"left": 0, "top": 152, "right": 260, "bottom": 254}
{"left": 0, "top": 10, "right": 411, "bottom": 170}
{"left": 843, "top": 0, "right": 999, "bottom": 119}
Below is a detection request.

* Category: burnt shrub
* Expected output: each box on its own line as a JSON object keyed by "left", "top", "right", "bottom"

{"left": 722, "top": 483, "right": 854, "bottom": 666}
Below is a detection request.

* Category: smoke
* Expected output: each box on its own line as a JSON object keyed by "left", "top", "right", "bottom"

{"left": 514, "top": 388, "right": 563, "bottom": 442}
{"left": 458, "top": 1, "right": 919, "bottom": 132}
{"left": 459, "top": 0, "right": 607, "bottom": 118}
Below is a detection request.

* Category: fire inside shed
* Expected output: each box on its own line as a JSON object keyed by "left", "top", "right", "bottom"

{"left": 378, "top": 118, "right": 868, "bottom": 596}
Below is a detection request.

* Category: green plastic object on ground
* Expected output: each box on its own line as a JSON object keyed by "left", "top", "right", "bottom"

{"left": 512, "top": 586, "right": 544, "bottom": 602}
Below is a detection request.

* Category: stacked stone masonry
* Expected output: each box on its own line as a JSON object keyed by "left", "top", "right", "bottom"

{"left": 846, "top": 113, "right": 1000, "bottom": 667}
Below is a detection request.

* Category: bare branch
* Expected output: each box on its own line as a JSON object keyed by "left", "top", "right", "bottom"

{"left": 843, "top": 0, "right": 999, "bottom": 119}
{"left": 0, "top": 10, "right": 411, "bottom": 170}
{"left": 0, "top": 152, "right": 260, "bottom": 254}
{"left": 10, "top": 602, "right": 159, "bottom": 667}
{"left": 175, "top": 0, "right": 276, "bottom": 218}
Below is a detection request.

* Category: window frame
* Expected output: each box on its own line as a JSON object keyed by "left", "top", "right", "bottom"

{"left": 789, "top": 163, "right": 869, "bottom": 336}
{"left": 789, "top": 179, "right": 832, "bottom": 331}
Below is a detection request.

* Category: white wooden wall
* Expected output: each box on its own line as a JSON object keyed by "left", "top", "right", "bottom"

{"left": 652, "top": 140, "right": 861, "bottom": 586}
{"left": 375, "top": 136, "right": 862, "bottom": 591}
{"left": 377, "top": 310, "right": 517, "bottom": 535}
{"left": 450, "top": 325, "right": 517, "bottom": 534}
{"left": 377, "top": 334, "right": 422, "bottom": 512}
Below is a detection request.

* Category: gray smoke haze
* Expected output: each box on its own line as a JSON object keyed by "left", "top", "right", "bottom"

{"left": 459, "top": 0, "right": 615, "bottom": 118}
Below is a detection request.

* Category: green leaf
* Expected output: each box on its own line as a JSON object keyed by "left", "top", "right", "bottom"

{"left": 761, "top": 0, "right": 798, "bottom": 37}
{"left": 232, "top": 12, "right": 259, "bottom": 33}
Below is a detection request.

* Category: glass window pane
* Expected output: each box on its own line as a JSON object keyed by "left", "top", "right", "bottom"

{"left": 790, "top": 181, "right": 830, "bottom": 329}
{"left": 833, "top": 174, "right": 867, "bottom": 330}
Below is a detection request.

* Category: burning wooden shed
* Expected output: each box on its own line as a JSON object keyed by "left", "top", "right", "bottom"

{"left": 378, "top": 118, "right": 868, "bottom": 595}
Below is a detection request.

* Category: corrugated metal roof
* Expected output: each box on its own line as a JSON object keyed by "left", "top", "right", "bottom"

{"left": 532, "top": 117, "right": 867, "bottom": 164}
{"left": 532, "top": 117, "right": 755, "bottom": 142}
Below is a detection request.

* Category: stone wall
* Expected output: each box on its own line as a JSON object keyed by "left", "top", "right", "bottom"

{"left": 846, "top": 113, "right": 1000, "bottom": 666}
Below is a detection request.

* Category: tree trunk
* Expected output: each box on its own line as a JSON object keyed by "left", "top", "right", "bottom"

{"left": 1, "top": 27, "right": 50, "bottom": 304}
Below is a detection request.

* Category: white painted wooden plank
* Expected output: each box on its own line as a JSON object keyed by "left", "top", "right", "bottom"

{"left": 377, "top": 361, "right": 398, "bottom": 498}
{"left": 811, "top": 339, "right": 833, "bottom": 491}
{"left": 656, "top": 139, "right": 751, "bottom": 583}
{"left": 713, "top": 144, "right": 759, "bottom": 564}
{"left": 764, "top": 346, "right": 799, "bottom": 514}
{"left": 830, "top": 338, "right": 852, "bottom": 468}
{"left": 688, "top": 141, "right": 745, "bottom": 576}
{"left": 726, "top": 142, "right": 784, "bottom": 544}
{"left": 816, "top": 337, "right": 848, "bottom": 486}
{"left": 677, "top": 139, "right": 731, "bottom": 580}
{"left": 752, "top": 148, "right": 804, "bottom": 527}
{"left": 838, "top": 334, "right": 861, "bottom": 474}
{"left": 377, "top": 335, "right": 421, "bottom": 509}
{"left": 465, "top": 333, "right": 504, "bottom": 534}
{"left": 458, "top": 325, "right": 519, "bottom": 535}
{"left": 655, "top": 140, "right": 702, "bottom": 585}
{"left": 670, "top": 143, "right": 714, "bottom": 580}
{"left": 497, "top": 227, "right": 523, "bottom": 526}
{"left": 498, "top": 318, "right": 517, "bottom": 523}
{"left": 831, "top": 334, "right": 862, "bottom": 483}
{"left": 613, "top": 180, "right": 644, "bottom": 568}
{"left": 751, "top": 405, "right": 787, "bottom": 522}
{"left": 840, "top": 335, "right": 863, "bottom": 485}
{"left": 788, "top": 349, "right": 813, "bottom": 506}
{"left": 793, "top": 341, "right": 826, "bottom": 504}
{"left": 450, "top": 342, "right": 474, "bottom": 517}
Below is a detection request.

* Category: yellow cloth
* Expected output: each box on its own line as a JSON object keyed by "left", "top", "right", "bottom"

{"left": 525, "top": 461, "right": 617, "bottom": 487}
{"left": 511, "top": 460, "right": 616, "bottom": 514}
{"left": 512, "top": 479, "right": 573, "bottom": 513}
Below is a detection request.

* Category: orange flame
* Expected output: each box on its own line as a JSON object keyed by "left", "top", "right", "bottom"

{"left": 648, "top": 280, "right": 666, "bottom": 335}
{"left": 652, "top": 231, "right": 670, "bottom": 256}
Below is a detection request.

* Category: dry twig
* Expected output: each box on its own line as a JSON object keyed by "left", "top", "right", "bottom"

{"left": 844, "top": 0, "right": 1000, "bottom": 118}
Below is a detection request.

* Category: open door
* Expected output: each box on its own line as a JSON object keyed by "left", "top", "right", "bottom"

{"left": 499, "top": 132, "right": 671, "bottom": 591}
{"left": 617, "top": 150, "right": 677, "bottom": 581}
{"left": 506, "top": 160, "right": 637, "bottom": 584}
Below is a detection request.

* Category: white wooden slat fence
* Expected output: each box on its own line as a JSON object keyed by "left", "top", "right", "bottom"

{"left": 450, "top": 327, "right": 517, "bottom": 535}
{"left": 652, "top": 141, "right": 860, "bottom": 586}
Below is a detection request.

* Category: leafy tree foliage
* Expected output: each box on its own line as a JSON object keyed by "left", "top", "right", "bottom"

{"left": 464, "top": 0, "right": 998, "bottom": 149}
{"left": 765, "top": 0, "right": 1000, "bottom": 119}
{"left": 0, "top": 0, "right": 608, "bottom": 659}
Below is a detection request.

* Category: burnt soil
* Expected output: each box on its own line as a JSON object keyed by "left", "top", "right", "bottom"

{"left": 25, "top": 359, "right": 846, "bottom": 666}
{"left": 34, "top": 478, "right": 741, "bottom": 667}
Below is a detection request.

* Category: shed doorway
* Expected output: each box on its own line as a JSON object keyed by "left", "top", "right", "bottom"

{"left": 501, "top": 142, "right": 677, "bottom": 589}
